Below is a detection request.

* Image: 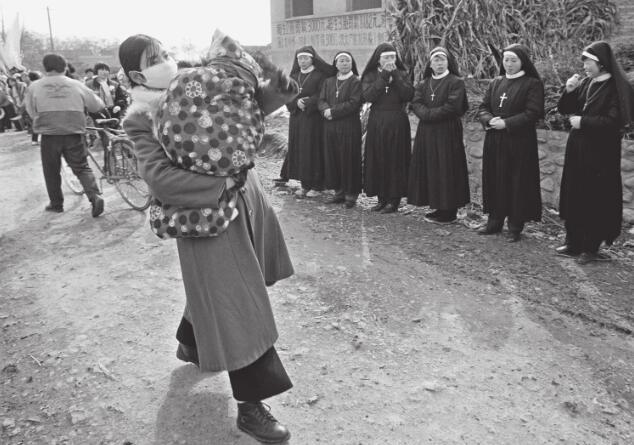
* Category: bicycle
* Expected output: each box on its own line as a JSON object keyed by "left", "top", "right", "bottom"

{"left": 61, "top": 118, "right": 151, "bottom": 211}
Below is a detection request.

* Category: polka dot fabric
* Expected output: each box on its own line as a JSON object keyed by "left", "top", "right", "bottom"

{"left": 148, "top": 193, "right": 239, "bottom": 239}
{"left": 155, "top": 65, "right": 265, "bottom": 177}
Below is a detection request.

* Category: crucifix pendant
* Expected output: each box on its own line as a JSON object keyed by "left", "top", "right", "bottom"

{"left": 336, "top": 91, "right": 339, "bottom": 99}
{"left": 431, "top": 92, "right": 435, "bottom": 101}
{"left": 385, "top": 86, "right": 389, "bottom": 94}
{"left": 299, "top": 87, "right": 303, "bottom": 94}
{"left": 499, "top": 92, "right": 508, "bottom": 107}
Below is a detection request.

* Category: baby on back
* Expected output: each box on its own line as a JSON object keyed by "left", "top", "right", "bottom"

{"left": 155, "top": 30, "right": 294, "bottom": 179}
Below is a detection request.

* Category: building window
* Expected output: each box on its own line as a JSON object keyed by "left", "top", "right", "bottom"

{"left": 285, "top": 0, "right": 313, "bottom": 18}
{"left": 347, "top": 0, "right": 382, "bottom": 11}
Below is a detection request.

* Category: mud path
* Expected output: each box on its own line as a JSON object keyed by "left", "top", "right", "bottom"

{"left": 1, "top": 131, "right": 633, "bottom": 444}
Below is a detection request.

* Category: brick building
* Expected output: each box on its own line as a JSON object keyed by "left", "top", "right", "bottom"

{"left": 269, "top": 0, "right": 389, "bottom": 71}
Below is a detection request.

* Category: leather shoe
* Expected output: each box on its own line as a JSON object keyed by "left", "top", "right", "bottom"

{"left": 380, "top": 203, "right": 397, "bottom": 214}
{"left": 576, "top": 252, "right": 610, "bottom": 265}
{"left": 325, "top": 196, "right": 345, "bottom": 204}
{"left": 477, "top": 225, "right": 501, "bottom": 235}
{"left": 45, "top": 203, "right": 63, "bottom": 213}
{"left": 344, "top": 200, "right": 356, "bottom": 209}
{"left": 507, "top": 232, "right": 521, "bottom": 243}
{"left": 555, "top": 245, "right": 580, "bottom": 257}
{"left": 91, "top": 196, "right": 104, "bottom": 217}
{"left": 237, "top": 402, "right": 290, "bottom": 444}
{"left": 176, "top": 343, "right": 199, "bottom": 366}
{"left": 371, "top": 201, "right": 386, "bottom": 211}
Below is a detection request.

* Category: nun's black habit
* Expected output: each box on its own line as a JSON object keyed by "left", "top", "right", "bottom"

{"left": 280, "top": 46, "right": 335, "bottom": 191}
{"left": 408, "top": 46, "right": 470, "bottom": 212}
{"left": 318, "top": 51, "right": 363, "bottom": 200}
{"left": 477, "top": 43, "right": 544, "bottom": 231}
{"left": 361, "top": 43, "right": 415, "bottom": 210}
{"left": 557, "top": 40, "right": 634, "bottom": 253}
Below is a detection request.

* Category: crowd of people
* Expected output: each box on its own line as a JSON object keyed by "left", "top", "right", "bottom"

{"left": 1, "top": 61, "right": 130, "bottom": 146}
{"left": 276, "top": 40, "right": 634, "bottom": 265}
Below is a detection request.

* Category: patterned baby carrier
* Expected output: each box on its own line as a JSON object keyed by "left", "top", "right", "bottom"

{"left": 155, "top": 30, "right": 265, "bottom": 177}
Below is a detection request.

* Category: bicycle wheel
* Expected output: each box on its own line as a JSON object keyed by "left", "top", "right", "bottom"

{"left": 60, "top": 160, "right": 84, "bottom": 195}
{"left": 111, "top": 139, "right": 151, "bottom": 211}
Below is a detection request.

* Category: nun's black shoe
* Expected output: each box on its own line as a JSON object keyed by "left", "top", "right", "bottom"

{"left": 176, "top": 343, "right": 199, "bottom": 366}
{"left": 380, "top": 203, "right": 398, "bottom": 214}
{"left": 507, "top": 232, "right": 521, "bottom": 243}
{"left": 325, "top": 196, "right": 345, "bottom": 204}
{"left": 371, "top": 201, "right": 387, "bottom": 212}
{"left": 237, "top": 402, "right": 290, "bottom": 444}
{"left": 477, "top": 225, "right": 502, "bottom": 235}
{"left": 576, "top": 252, "right": 610, "bottom": 265}
{"left": 555, "top": 245, "right": 580, "bottom": 257}
{"left": 425, "top": 210, "right": 440, "bottom": 219}
{"left": 344, "top": 200, "right": 356, "bottom": 209}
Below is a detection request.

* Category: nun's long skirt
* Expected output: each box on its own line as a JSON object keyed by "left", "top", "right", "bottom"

{"left": 176, "top": 171, "right": 294, "bottom": 373}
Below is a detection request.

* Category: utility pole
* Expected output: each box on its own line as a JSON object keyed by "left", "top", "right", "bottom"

{"left": 1, "top": 8, "right": 6, "bottom": 43}
{"left": 47, "top": 6, "right": 54, "bottom": 51}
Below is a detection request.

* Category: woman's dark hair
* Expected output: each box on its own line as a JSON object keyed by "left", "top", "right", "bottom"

{"left": 42, "top": 54, "right": 67, "bottom": 73}
{"left": 93, "top": 62, "right": 110, "bottom": 73}
{"left": 119, "top": 34, "right": 161, "bottom": 86}
{"left": 28, "top": 71, "right": 42, "bottom": 82}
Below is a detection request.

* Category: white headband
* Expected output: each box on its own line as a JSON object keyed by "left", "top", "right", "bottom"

{"left": 503, "top": 50, "right": 520, "bottom": 58}
{"left": 430, "top": 50, "right": 448, "bottom": 59}
{"left": 297, "top": 52, "right": 313, "bottom": 59}
{"left": 335, "top": 52, "right": 352, "bottom": 62}
{"left": 582, "top": 50, "right": 599, "bottom": 62}
{"left": 380, "top": 51, "right": 397, "bottom": 57}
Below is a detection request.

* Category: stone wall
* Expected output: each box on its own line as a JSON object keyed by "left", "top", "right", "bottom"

{"left": 460, "top": 122, "right": 634, "bottom": 224}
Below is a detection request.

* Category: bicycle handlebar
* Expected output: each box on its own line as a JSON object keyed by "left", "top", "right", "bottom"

{"left": 86, "top": 126, "right": 127, "bottom": 136}
{"left": 94, "top": 118, "right": 120, "bottom": 126}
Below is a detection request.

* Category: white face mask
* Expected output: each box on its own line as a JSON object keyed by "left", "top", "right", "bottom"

{"left": 140, "top": 59, "right": 177, "bottom": 89}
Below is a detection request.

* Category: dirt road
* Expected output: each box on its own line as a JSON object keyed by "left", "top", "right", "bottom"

{"left": 1, "top": 129, "right": 633, "bottom": 444}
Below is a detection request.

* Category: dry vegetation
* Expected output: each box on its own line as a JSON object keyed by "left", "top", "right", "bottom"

{"left": 386, "top": 0, "right": 620, "bottom": 129}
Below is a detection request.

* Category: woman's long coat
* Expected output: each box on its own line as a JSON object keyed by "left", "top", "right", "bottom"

{"left": 124, "top": 97, "right": 293, "bottom": 372}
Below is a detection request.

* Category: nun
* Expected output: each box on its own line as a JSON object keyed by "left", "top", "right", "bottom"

{"left": 361, "top": 42, "right": 415, "bottom": 213}
{"left": 275, "top": 46, "right": 335, "bottom": 197}
{"left": 408, "top": 46, "right": 470, "bottom": 223}
{"left": 477, "top": 43, "right": 544, "bottom": 242}
{"left": 318, "top": 51, "right": 363, "bottom": 208}
{"left": 556, "top": 41, "right": 634, "bottom": 264}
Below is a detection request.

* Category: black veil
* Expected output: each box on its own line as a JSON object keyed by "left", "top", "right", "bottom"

{"left": 361, "top": 43, "right": 406, "bottom": 81}
{"left": 331, "top": 51, "right": 359, "bottom": 76}
{"left": 499, "top": 44, "right": 541, "bottom": 81}
{"left": 422, "top": 46, "right": 461, "bottom": 79}
{"left": 583, "top": 40, "right": 634, "bottom": 129}
{"left": 290, "top": 46, "right": 336, "bottom": 77}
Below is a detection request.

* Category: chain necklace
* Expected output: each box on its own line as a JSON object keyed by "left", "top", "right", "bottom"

{"left": 583, "top": 80, "right": 607, "bottom": 112}
{"left": 297, "top": 71, "right": 313, "bottom": 94}
{"left": 428, "top": 77, "right": 445, "bottom": 101}
{"left": 335, "top": 78, "right": 348, "bottom": 99}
